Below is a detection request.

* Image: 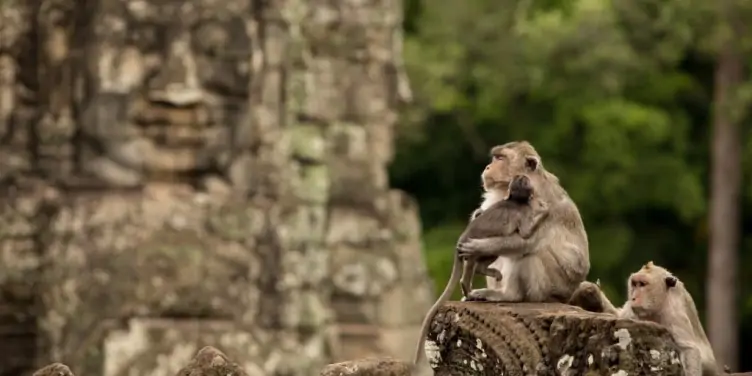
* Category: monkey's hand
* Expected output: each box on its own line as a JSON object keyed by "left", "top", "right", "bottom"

{"left": 457, "top": 236, "right": 526, "bottom": 258}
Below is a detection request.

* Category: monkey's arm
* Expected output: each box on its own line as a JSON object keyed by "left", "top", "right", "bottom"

{"left": 457, "top": 235, "right": 530, "bottom": 258}
{"left": 676, "top": 340, "right": 703, "bottom": 376}
{"left": 474, "top": 262, "right": 502, "bottom": 280}
{"left": 458, "top": 200, "right": 561, "bottom": 257}
{"left": 517, "top": 203, "right": 550, "bottom": 238}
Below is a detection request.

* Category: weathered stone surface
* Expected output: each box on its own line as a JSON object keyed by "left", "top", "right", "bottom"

{"left": 32, "top": 363, "right": 74, "bottom": 376}
{"left": 0, "top": 178, "right": 57, "bottom": 376}
{"left": 425, "top": 302, "right": 685, "bottom": 376}
{"left": 174, "top": 346, "right": 248, "bottom": 376}
{"left": 319, "top": 358, "right": 410, "bottom": 376}
{"left": 1, "top": 0, "right": 427, "bottom": 375}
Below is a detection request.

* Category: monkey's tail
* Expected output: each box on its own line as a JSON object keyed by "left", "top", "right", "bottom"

{"left": 413, "top": 255, "right": 462, "bottom": 367}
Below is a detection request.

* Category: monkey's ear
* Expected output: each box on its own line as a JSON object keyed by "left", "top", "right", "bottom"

{"left": 665, "top": 276, "right": 677, "bottom": 288}
{"left": 524, "top": 156, "right": 540, "bottom": 171}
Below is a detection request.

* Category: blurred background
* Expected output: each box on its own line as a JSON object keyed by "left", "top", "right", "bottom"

{"left": 0, "top": 0, "right": 749, "bottom": 374}
{"left": 394, "top": 0, "right": 752, "bottom": 371}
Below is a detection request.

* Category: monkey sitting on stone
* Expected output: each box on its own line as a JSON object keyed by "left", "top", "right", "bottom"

{"left": 454, "top": 141, "right": 590, "bottom": 304}
{"left": 458, "top": 174, "right": 549, "bottom": 297}
{"left": 412, "top": 174, "right": 549, "bottom": 367}
{"left": 568, "top": 262, "right": 717, "bottom": 376}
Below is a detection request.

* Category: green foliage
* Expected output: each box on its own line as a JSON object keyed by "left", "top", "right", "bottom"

{"left": 393, "top": 0, "right": 752, "bottom": 367}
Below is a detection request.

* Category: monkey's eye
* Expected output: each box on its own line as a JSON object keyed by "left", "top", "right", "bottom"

{"left": 631, "top": 280, "right": 647, "bottom": 288}
{"left": 493, "top": 155, "right": 505, "bottom": 161}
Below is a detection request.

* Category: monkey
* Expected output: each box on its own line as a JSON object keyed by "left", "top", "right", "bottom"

{"left": 412, "top": 173, "right": 547, "bottom": 367}
{"left": 455, "top": 140, "right": 590, "bottom": 304}
{"left": 567, "top": 262, "right": 717, "bottom": 376}
{"left": 458, "top": 174, "right": 550, "bottom": 297}
{"left": 459, "top": 208, "right": 503, "bottom": 297}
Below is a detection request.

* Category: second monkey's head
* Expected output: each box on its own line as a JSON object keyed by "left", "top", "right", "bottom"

{"left": 482, "top": 141, "right": 542, "bottom": 192}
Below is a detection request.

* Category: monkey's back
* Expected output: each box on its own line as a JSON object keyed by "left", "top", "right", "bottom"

{"left": 459, "top": 201, "right": 533, "bottom": 241}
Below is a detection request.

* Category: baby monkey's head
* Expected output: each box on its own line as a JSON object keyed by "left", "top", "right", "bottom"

{"left": 506, "top": 174, "right": 534, "bottom": 203}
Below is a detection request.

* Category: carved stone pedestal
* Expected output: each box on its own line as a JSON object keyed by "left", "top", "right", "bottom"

{"left": 426, "top": 302, "right": 684, "bottom": 376}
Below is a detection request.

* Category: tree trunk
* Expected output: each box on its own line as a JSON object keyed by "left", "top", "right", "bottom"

{"left": 707, "top": 4, "right": 743, "bottom": 369}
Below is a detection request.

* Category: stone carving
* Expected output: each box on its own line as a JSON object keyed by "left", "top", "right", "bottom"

{"left": 175, "top": 346, "right": 248, "bottom": 376}
{"left": 320, "top": 358, "right": 411, "bottom": 376}
{"left": 28, "top": 338, "right": 752, "bottom": 376}
{"left": 72, "top": 0, "right": 255, "bottom": 187}
{"left": 32, "top": 363, "right": 74, "bottom": 376}
{"left": 0, "top": 0, "right": 428, "bottom": 376}
{"left": 320, "top": 301, "right": 752, "bottom": 376}
{"left": 427, "top": 302, "right": 684, "bottom": 376}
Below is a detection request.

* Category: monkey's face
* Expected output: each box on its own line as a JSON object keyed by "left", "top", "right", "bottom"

{"left": 628, "top": 272, "right": 678, "bottom": 318}
{"left": 482, "top": 148, "right": 540, "bottom": 192}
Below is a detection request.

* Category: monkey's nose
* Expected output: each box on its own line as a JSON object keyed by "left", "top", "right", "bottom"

{"left": 484, "top": 165, "right": 490, "bottom": 171}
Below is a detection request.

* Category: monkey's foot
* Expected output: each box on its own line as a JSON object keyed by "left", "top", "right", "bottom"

{"left": 568, "top": 281, "right": 606, "bottom": 313}
{"left": 464, "top": 288, "right": 517, "bottom": 302}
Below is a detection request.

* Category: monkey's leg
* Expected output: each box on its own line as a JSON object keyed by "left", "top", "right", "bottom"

{"left": 465, "top": 273, "right": 522, "bottom": 303}
{"left": 460, "top": 259, "right": 476, "bottom": 298}
{"left": 568, "top": 281, "right": 607, "bottom": 312}
{"left": 568, "top": 281, "right": 620, "bottom": 315}
{"left": 474, "top": 263, "right": 502, "bottom": 281}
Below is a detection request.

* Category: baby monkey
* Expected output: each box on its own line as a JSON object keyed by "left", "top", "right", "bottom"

{"left": 568, "top": 262, "right": 717, "bottom": 376}
{"left": 458, "top": 174, "right": 549, "bottom": 296}
{"left": 413, "top": 174, "right": 549, "bottom": 367}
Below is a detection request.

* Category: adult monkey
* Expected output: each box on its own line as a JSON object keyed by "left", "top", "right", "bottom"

{"left": 411, "top": 174, "right": 549, "bottom": 368}
{"left": 568, "top": 262, "right": 718, "bottom": 376}
{"left": 459, "top": 174, "right": 550, "bottom": 297}
{"left": 458, "top": 141, "right": 590, "bottom": 303}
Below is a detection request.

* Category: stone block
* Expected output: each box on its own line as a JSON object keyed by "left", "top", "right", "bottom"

{"left": 32, "top": 363, "right": 74, "bottom": 376}
{"left": 427, "top": 302, "right": 685, "bottom": 376}
{"left": 376, "top": 281, "right": 433, "bottom": 327}
{"left": 33, "top": 189, "right": 265, "bottom": 375}
{"left": 319, "top": 358, "right": 410, "bottom": 376}
{"left": 329, "top": 324, "right": 384, "bottom": 362}
{"left": 173, "top": 346, "right": 248, "bottom": 376}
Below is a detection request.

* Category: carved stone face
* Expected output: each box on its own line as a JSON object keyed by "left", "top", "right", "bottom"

{"left": 79, "top": 0, "right": 253, "bottom": 186}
